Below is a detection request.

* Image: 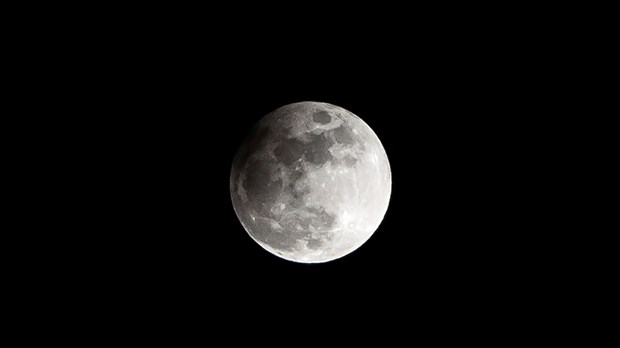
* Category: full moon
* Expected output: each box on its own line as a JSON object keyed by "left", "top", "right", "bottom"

{"left": 230, "top": 101, "right": 391, "bottom": 263}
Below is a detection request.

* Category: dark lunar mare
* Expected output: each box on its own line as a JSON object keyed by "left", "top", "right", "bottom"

{"left": 231, "top": 106, "right": 350, "bottom": 251}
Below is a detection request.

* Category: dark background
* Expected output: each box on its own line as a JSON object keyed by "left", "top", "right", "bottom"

{"left": 94, "top": 47, "right": 537, "bottom": 314}
{"left": 45, "top": 10, "right": 566, "bottom": 335}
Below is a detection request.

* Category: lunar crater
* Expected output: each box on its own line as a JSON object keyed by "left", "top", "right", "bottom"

{"left": 312, "top": 110, "right": 332, "bottom": 124}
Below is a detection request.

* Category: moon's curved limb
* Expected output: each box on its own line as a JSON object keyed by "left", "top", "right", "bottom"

{"left": 230, "top": 101, "right": 391, "bottom": 263}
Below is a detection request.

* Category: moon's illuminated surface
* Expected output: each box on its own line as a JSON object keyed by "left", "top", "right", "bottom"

{"left": 230, "top": 101, "right": 391, "bottom": 263}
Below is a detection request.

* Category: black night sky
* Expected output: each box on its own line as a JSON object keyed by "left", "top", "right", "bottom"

{"left": 99, "top": 53, "right": 535, "bottom": 316}
{"left": 68, "top": 14, "right": 557, "bottom": 334}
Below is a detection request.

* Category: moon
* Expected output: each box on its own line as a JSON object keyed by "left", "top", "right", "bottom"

{"left": 230, "top": 101, "right": 391, "bottom": 263}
